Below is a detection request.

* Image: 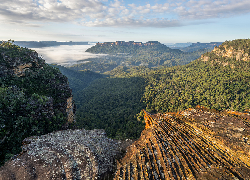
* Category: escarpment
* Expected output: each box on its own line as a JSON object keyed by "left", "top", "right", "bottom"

{"left": 0, "top": 129, "right": 123, "bottom": 180}
{"left": 212, "top": 44, "right": 250, "bottom": 61}
{"left": 114, "top": 107, "right": 250, "bottom": 179}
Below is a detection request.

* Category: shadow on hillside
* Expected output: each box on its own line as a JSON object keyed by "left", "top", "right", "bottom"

{"left": 74, "top": 76, "right": 147, "bottom": 140}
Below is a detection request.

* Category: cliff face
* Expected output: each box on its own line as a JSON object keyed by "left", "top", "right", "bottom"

{"left": 201, "top": 46, "right": 250, "bottom": 63}
{"left": 66, "top": 96, "right": 75, "bottom": 123}
{"left": 212, "top": 45, "right": 250, "bottom": 61}
{"left": 200, "top": 39, "right": 250, "bottom": 66}
{"left": 0, "top": 129, "right": 123, "bottom": 180}
{"left": 0, "top": 41, "right": 75, "bottom": 165}
{"left": 114, "top": 107, "right": 250, "bottom": 179}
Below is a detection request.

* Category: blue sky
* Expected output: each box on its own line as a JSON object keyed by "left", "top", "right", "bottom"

{"left": 0, "top": 0, "right": 250, "bottom": 43}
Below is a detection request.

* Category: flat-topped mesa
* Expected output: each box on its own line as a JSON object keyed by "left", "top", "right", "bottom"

{"left": 96, "top": 41, "right": 161, "bottom": 47}
{"left": 114, "top": 108, "right": 250, "bottom": 180}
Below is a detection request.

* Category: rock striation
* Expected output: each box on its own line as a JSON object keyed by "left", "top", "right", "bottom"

{"left": 114, "top": 107, "right": 250, "bottom": 179}
{"left": 0, "top": 129, "right": 123, "bottom": 180}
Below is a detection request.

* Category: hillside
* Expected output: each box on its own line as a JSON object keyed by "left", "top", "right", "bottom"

{"left": 142, "top": 39, "right": 250, "bottom": 113}
{"left": 74, "top": 39, "right": 250, "bottom": 140}
{"left": 75, "top": 76, "right": 146, "bottom": 139}
{"left": 50, "top": 64, "right": 105, "bottom": 94}
{"left": 0, "top": 41, "right": 75, "bottom": 165}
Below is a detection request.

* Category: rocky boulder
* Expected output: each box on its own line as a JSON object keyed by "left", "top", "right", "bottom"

{"left": 0, "top": 129, "right": 123, "bottom": 180}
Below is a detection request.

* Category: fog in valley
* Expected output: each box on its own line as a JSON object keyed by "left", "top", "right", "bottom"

{"left": 32, "top": 44, "right": 107, "bottom": 66}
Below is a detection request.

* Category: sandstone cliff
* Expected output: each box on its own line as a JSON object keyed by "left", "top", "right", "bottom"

{"left": 200, "top": 39, "right": 250, "bottom": 67}
{"left": 212, "top": 45, "right": 250, "bottom": 61}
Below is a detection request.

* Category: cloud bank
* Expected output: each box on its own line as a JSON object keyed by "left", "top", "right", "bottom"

{"left": 33, "top": 44, "right": 105, "bottom": 65}
{"left": 1, "top": 0, "right": 250, "bottom": 28}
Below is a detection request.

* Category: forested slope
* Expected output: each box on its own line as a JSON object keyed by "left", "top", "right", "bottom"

{"left": 75, "top": 77, "right": 146, "bottom": 139}
{"left": 50, "top": 64, "right": 105, "bottom": 93}
{"left": 0, "top": 41, "right": 74, "bottom": 165}
{"left": 142, "top": 39, "right": 250, "bottom": 113}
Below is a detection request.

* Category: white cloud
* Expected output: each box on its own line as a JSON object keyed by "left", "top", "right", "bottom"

{"left": 178, "top": 0, "right": 250, "bottom": 19}
{"left": 121, "top": 9, "right": 130, "bottom": 15}
{"left": 0, "top": 0, "right": 250, "bottom": 28}
{"left": 140, "top": 9, "right": 150, "bottom": 14}
{"left": 110, "top": 0, "right": 122, "bottom": 8}
{"left": 82, "top": 17, "right": 181, "bottom": 28}
{"left": 151, "top": 3, "right": 169, "bottom": 13}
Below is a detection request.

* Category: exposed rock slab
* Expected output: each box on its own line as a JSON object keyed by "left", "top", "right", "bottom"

{"left": 0, "top": 129, "right": 122, "bottom": 180}
{"left": 114, "top": 108, "right": 250, "bottom": 179}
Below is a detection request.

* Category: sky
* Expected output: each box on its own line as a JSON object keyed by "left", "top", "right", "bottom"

{"left": 0, "top": 0, "right": 250, "bottom": 43}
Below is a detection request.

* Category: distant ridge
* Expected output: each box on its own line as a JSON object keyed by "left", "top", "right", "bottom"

{"left": 96, "top": 40, "right": 161, "bottom": 47}
{"left": 0, "top": 41, "right": 89, "bottom": 48}
{"left": 169, "top": 42, "right": 223, "bottom": 52}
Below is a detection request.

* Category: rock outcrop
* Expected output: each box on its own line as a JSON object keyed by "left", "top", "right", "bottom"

{"left": 200, "top": 39, "right": 250, "bottom": 65}
{"left": 114, "top": 107, "right": 250, "bottom": 179}
{"left": 0, "top": 129, "right": 123, "bottom": 180}
{"left": 66, "top": 96, "right": 76, "bottom": 123}
{"left": 1, "top": 106, "right": 249, "bottom": 179}
{"left": 212, "top": 45, "right": 250, "bottom": 61}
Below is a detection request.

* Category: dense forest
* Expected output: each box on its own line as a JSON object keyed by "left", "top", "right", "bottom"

{"left": 74, "top": 77, "right": 146, "bottom": 139}
{"left": 0, "top": 41, "right": 73, "bottom": 165}
{"left": 68, "top": 39, "right": 250, "bottom": 140}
